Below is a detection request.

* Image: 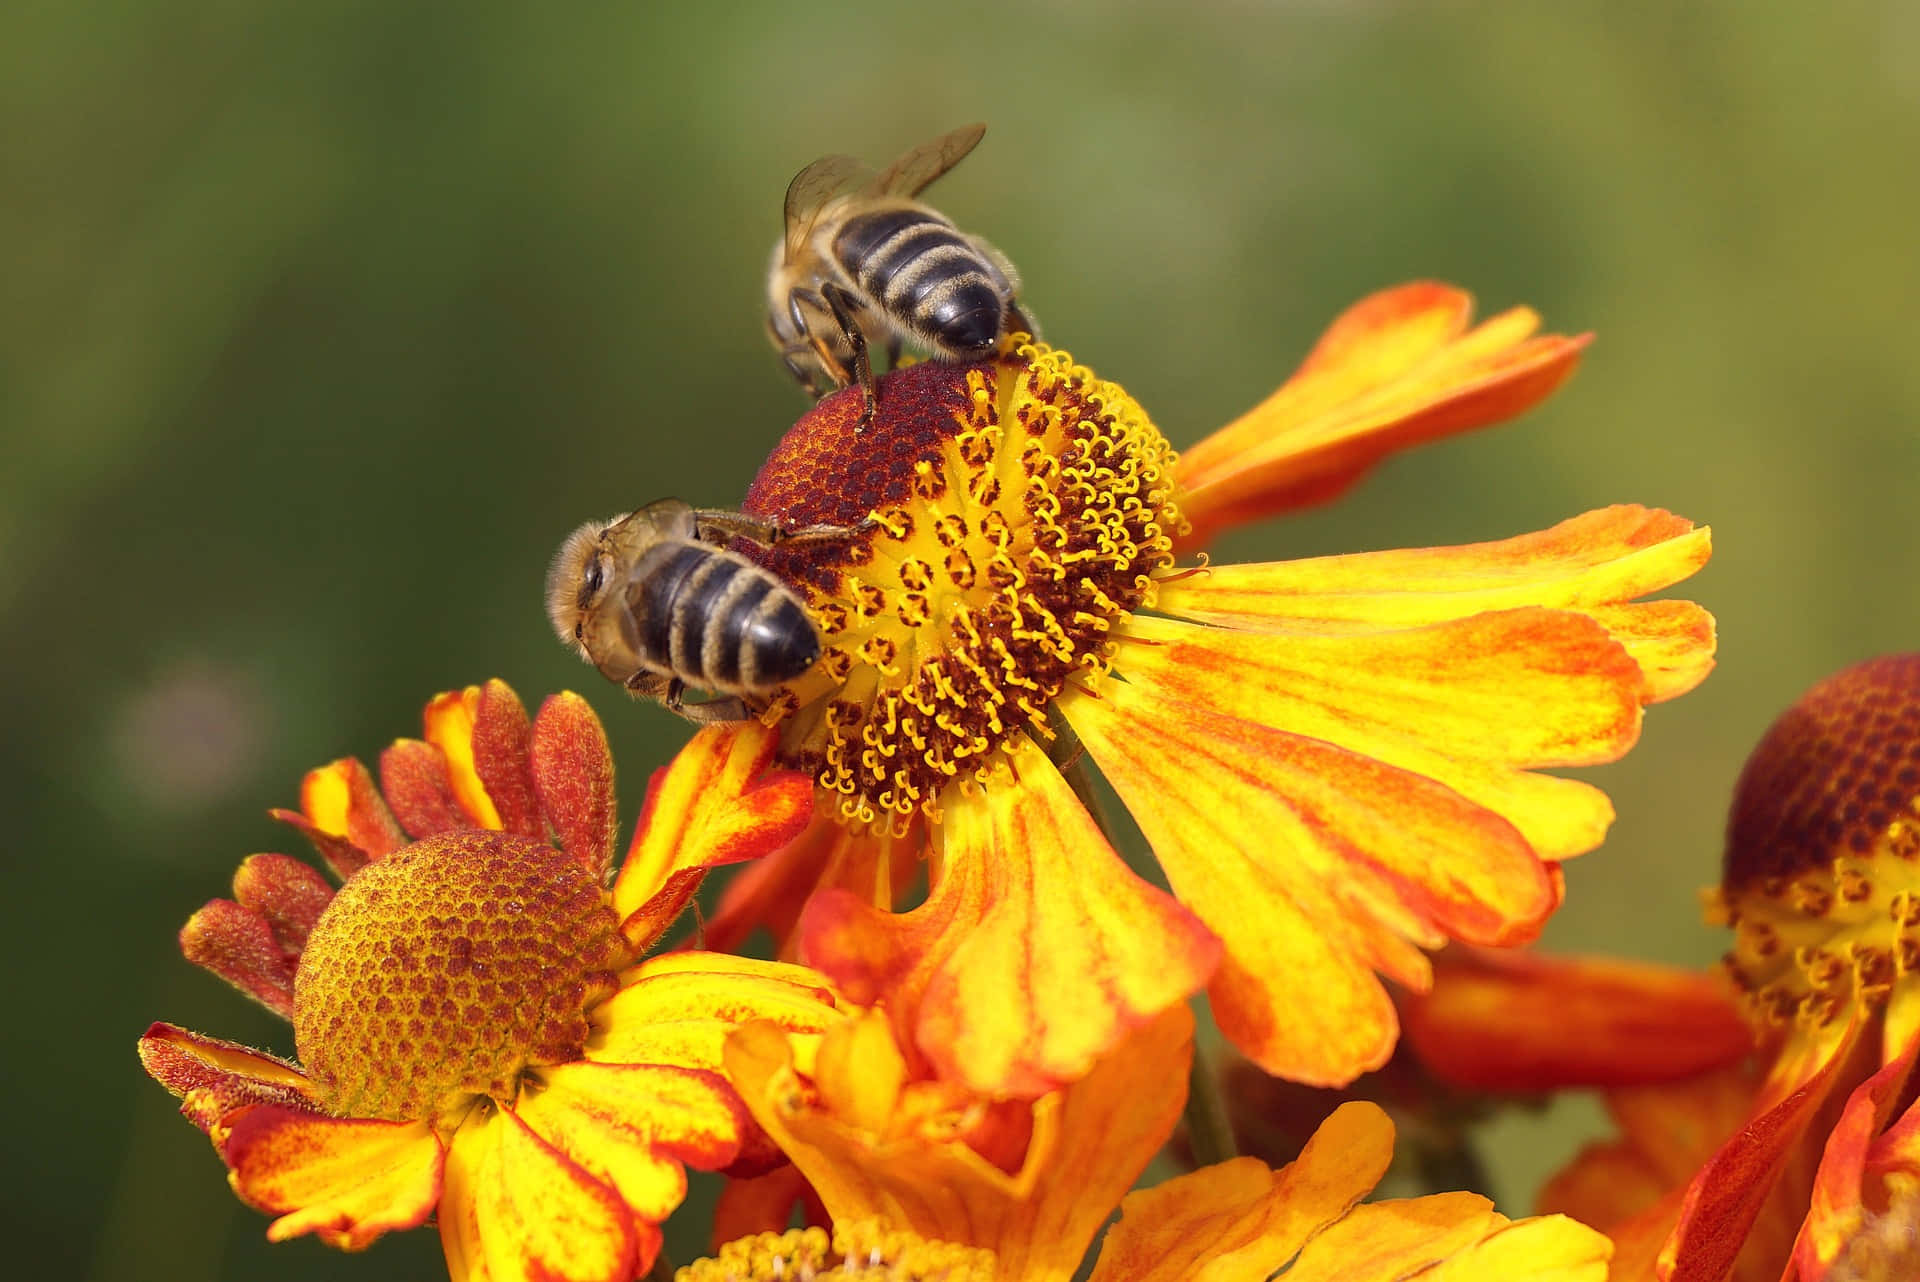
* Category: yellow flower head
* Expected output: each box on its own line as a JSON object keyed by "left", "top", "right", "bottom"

{"left": 140, "top": 679, "right": 841, "bottom": 1281}
{"left": 721, "top": 283, "right": 1717, "bottom": 1094}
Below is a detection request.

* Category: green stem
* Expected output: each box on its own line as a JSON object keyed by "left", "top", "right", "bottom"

{"left": 1186, "top": 1036, "right": 1238, "bottom": 1168}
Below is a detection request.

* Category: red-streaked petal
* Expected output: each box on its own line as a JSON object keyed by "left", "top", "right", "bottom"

{"left": 1155, "top": 505, "right": 1715, "bottom": 703}
{"left": 800, "top": 739, "right": 1219, "bottom": 1098}
{"left": 530, "top": 692, "right": 618, "bottom": 879}
{"left": 1401, "top": 948, "right": 1753, "bottom": 1092}
{"left": 711, "top": 1165, "right": 823, "bottom": 1247}
{"left": 379, "top": 738, "right": 467, "bottom": 839}
{"left": 1112, "top": 609, "right": 1639, "bottom": 859}
{"left": 702, "top": 817, "right": 917, "bottom": 958}
{"left": 439, "top": 1106, "right": 644, "bottom": 1282}
{"left": 1175, "top": 283, "right": 1588, "bottom": 547}
{"left": 1064, "top": 679, "right": 1553, "bottom": 1086}
{"left": 288, "top": 756, "right": 406, "bottom": 861}
{"left": 231, "top": 852, "right": 333, "bottom": 958}
{"left": 618, "top": 868, "right": 708, "bottom": 954}
{"left": 220, "top": 1107, "right": 442, "bottom": 1250}
{"left": 179, "top": 899, "right": 298, "bottom": 1018}
{"left": 594, "top": 953, "right": 841, "bottom": 1072}
{"left": 138, "top": 1023, "right": 320, "bottom": 1131}
{"left": 422, "top": 688, "right": 505, "bottom": 831}
{"left": 469, "top": 680, "right": 542, "bottom": 838}
{"left": 1660, "top": 1016, "right": 1866, "bottom": 1282}
{"left": 725, "top": 1004, "right": 1193, "bottom": 1280}
{"left": 613, "top": 723, "right": 815, "bottom": 924}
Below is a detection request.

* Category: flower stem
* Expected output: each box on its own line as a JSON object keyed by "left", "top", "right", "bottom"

{"left": 646, "top": 1252, "right": 676, "bottom": 1282}
{"left": 1186, "top": 1036, "right": 1238, "bottom": 1167}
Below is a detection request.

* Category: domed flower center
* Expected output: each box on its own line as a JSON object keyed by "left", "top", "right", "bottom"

{"left": 1716, "top": 655, "right": 1920, "bottom": 1031}
{"left": 677, "top": 1223, "right": 996, "bottom": 1282}
{"left": 745, "top": 344, "right": 1183, "bottom": 832}
{"left": 292, "top": 831, "right": 631, "bottom": 1122}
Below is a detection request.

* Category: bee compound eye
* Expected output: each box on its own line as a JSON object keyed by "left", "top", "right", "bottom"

{"left": 581, "top": 557, "right": 607, "bottom": 598}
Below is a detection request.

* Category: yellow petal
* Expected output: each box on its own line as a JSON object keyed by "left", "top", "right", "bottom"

{"left": 219, "top": 1107, "right": 442, "bottom": 1250}
{"left": 439, "top": 1105, "right": 643, "bottom": 1282}
{"left": 1282, "top": 1203, "right": 1611, "bottom": 1282}
{"left": 1154, "top": 505, "right": 1714, "bottom": 702}
{"left": 592, "top": 952, "right": 840, "bottom": 1071}
{"left": 422, "top": 687, "right": 503, "bottom": 831}
{"left": 1063, "top": 679, "right": 1552, "bottom": 1085}
{"left": 1175, "top": 283, "right": 1588, "bottom": 547}
{"left": 1111, "top": 610, "right": 1635, "bottom": 858}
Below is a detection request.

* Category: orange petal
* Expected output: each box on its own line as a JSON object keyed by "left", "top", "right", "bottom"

{"left": 702, "top": 816, "right": 917, "bottom": 958}
{"left": 469, "top": 679, "right": 542, "bottom": 838}
{"left": 138, "top": 1023, "right": 320, "bottom": 1131}
{"left": 1175, "top": 283, "right": 1588, "bottom": 547}
{"left": 1288, "top": 1205, "right": 1611, "bottom": 1282}
{"left": 711, "top": 1165, "right": 824, "bottom": 1249}
{"left": 1111, "top": 609, "right": 1639, "bottom": 859}
{"left": 220, "top": 1106, "right": 442, "bottom": 1250}
{"left": 230, "top": 852, "right": 332, "bottom": 957}
{"left": 1401, "top": 948, "right": 1753, "bottom": 1092}
{"left": 287, "top": 756, "right": 406, "bottom": 862}
{"left": 1660, "top": 1015, "right": 1867, "bottom": 1282}
{"left": 593, "top": 952, "right": 841, "bottom": 1071}
{"left": 800, "top": 739, "right": 1219, "bottom": 1097}
{"left": 1154, "top": 505, "right": 1715, "bottom": 703}
{"left": 1089, "top": 1101, "right": 1395, "bottom": 1282}
{"left": 378, "top": 738, "right": 466, "bottom": 838}
{"left": 438, "top": 1106, "right": 644, "bottom": 1282}
{"left": 613, "top": 722, "right": 816, "bottom": 923}
{"left": 530, "top": 692, "right": 618, "bottom": 878}
{"left": 518, "top": 1061, "right": 744, "bottom": 1222}
{"left": 725, "top": 1004, "right": 1193, "bottom": 1281}
{"left": 179, "top": 899, "right": 298, "bottom": 1018}
{"left": 1063, "top": 678, "right": 1553, "bottom": 1086}
{"left": 422, "top": 687, "right": 505, "bottom": 831}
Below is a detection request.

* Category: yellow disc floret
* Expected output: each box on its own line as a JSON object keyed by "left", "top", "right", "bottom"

{"left": 291, "top": 831, "right": 631, "bottom": 1122}
{"left": 744, "top": 343, "right": 1184, "bottom": 832}
{"left": 677, "top": 1222, "right": 996, "bottom": 1282}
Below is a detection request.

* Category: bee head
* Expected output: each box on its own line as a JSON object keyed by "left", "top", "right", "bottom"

{"left": 545, "top": 518, "right": 618, "bottom": 654}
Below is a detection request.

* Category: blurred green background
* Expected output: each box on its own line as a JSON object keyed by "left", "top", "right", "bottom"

{"left": 8, "top": 1, "right": 1918, "bottom": 1277}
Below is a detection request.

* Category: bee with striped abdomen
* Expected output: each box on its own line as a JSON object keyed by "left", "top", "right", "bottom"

{"left": 545, "top": 500, "right": 855, "bottom": 723}
{"left": 767, "top": 122, "right": 1037, "bottom": 431}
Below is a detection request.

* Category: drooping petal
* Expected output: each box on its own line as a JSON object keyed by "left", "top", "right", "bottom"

{"left": 529, "top": 691, "right": 618, "bottom": 878}
{"left": 230, "top": 852, "right": 333, "bottom": 958}
{"left": 1175, "top": 283, "right": 1589, "bottom": 547}
{"left": 1111, "top": 609, "right": 1641, "bottom": 859}
{"left": 179, "top": 899, "right": 299, "bottom": 1017}
{"left": 725, "top": 1004, "right": 1193, "bottom": 1282}
{"left": 1400, "top": 948, "right": 1753, "bottom": 1092}
{"left": 220, "top": 1106, "right": 443, "bottom": 1250}
{"left": 593, "top": 952, "right": 841, "bottom": 1074}
{"left": 275, "top": 756, "right": 406, "bottom": 868}
{"left": 1064, "top": 677, "right": 1553, "bottom": 1085}
{"left": 439, "top": 1105, "right": 644, "bottom": 1282}
{"left": 613, "top": 723, "right": 816, "bottom": 924}
{"left": 1088, "top": 1101, "right": 1394, "bottom": 1282}
{"left": 1284, "top": 1205, "right": 1612, "bottom": 1282}
{"left": 138, "top": 1023, "right": 321, "bottom": 1131}
{"left": 702, "top": 816, "right": 917, "bottom": 958}
{"left": 799, "top": 738, "right": 1219, "bottom": 1097}
{"left": 1154, "top": 505, "right": 1714, "bottom": 702}
{"left": 517, "top": 1061, "right": 745, "bottom": 1222}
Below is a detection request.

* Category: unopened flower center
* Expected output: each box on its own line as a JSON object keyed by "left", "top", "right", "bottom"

{"left": 677, "top": 1223, "right": 996, "bottom": 1282}
{"left": 746, "top": 345, "right": 1183, "bottom": 832}
{"left": 1716, "top": 655, "right": 1920, "bottom": 1031}
{"left": 292, "top": 831, "right": 630, "bottom": 1122}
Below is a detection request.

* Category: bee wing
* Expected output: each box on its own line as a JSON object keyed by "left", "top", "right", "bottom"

{"left": 869, "top": 122, "right": 987, "bottom": 198}
{"left": 783, "top": 153, "right": 868, "bottom": 259}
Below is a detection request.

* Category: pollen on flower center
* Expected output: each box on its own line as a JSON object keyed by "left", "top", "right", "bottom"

{"left": 1715, "top": 655, "right": 1920, "bottom": 1031}
{"left": 677, "top": 1222, "right": 996, "bottom": 1282}
{"left": 292, "top": 831, "right": 631, "bottom": 1122}
{"left": 744, "top": 344, "right": 1184, "bottom": 832}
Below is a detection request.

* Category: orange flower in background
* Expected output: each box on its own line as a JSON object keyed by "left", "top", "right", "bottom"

{"left": 682, "top": 1005, "right": 1612, "bottom": 1281}
{"left": 139, "top": 680, "right": 840, "bottom": 1282}
{"left": 1407, "top": 656, "right": 1920, "bottom": 1282}
{"left": 726, "top": 282, "right": 1715, "bottom": 1094}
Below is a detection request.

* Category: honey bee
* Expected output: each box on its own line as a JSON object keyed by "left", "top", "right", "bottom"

{"left": 767, "top": 122, "right": 1037, "bottom": 430}
{"left": 545, "top": 500, "right": 857, "bottom": 723}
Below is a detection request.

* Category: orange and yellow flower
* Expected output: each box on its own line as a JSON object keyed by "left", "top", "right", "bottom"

{"left": 139, "top": 679, "right": 842, "bottom": 1282}
{"left": 678, "top": 1001, "right": 1612, "bottom": 1281}
{"left": 1405, "top": 656, "right": 1920, "bottom": 1282}
{"left": 723, "top": 282, "right": 1715, "bottom": 1094}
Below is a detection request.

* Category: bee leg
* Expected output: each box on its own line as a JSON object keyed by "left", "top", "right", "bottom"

{"left": 662, "top": 677, "right": 750, "bottom": 726}
{"left": 690, "top": 510, "right": 877, "bottom": 548}
{"left": 788, "top": 288, "right": 854, "bottom": 394}
{"left": 821, "top": 281, "right": 878, "bottom": 434}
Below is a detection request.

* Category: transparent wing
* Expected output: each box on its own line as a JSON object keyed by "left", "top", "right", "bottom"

{"left": 783, "top": 154, "right": 867, "bottom": 259}
{"left": 869, "top": 122, "right": 986, "bottom": 197}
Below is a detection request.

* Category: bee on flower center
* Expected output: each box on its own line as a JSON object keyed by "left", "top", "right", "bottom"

{"left": 545, "top": 499, "right": 864, "bottom": 724}
{"left": 766, "top": 122, "right": 1037, "bottom": 433}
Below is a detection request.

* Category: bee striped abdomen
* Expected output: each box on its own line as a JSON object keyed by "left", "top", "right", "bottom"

{"left": 631, "top": 542, "right": 819, "bottom": 694}
{"left": 835, "top": 208, "right": 1006, "bottom": 354}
